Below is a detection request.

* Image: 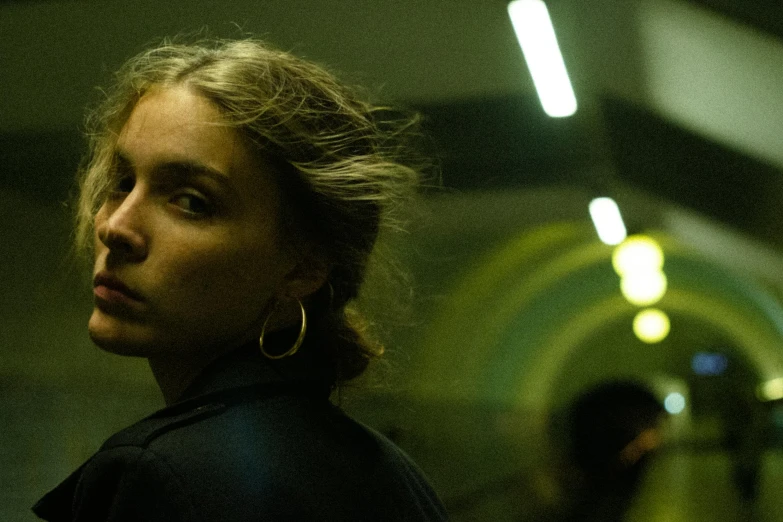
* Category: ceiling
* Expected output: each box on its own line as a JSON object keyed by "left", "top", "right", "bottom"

{"left": 4, "top": 4, "right": 783, "bottom": 515}
{"left": 690, "top": 0, "right": 783, "bottom": 39}
{"left": 1, "top": 0, "right": 782, "bottom": 250}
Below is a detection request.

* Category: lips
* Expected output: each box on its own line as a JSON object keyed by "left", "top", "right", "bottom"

{"left": 93, "top": 272, "right": 144, "bottom": 302}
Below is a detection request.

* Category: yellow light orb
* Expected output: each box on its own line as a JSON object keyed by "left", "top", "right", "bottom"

{"left": 612, "top": 235, "right": 664, "bottom": 276}
{"left": 621, "top": 270, "right": 667, "bottom": 306}
{"left": 758, "top": 378, "right": 783, "bottom": 401}
{"left": 633, "top": 308, "right": 670, "bottom": 344}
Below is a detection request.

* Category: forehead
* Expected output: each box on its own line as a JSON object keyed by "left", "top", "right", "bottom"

{"left": 113, "top": 85, "right": 283, "bottom": 218}
{"left": 117, "top": 85, "right": 242, "bottom": 168}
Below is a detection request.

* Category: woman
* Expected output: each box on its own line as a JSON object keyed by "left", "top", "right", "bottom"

{"left": 33, "top": 38, "right": 447, "bottom": 521}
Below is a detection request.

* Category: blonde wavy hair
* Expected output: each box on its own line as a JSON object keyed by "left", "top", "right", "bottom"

{"left": 75, "top": 38, "right": 421, "bottom": 382}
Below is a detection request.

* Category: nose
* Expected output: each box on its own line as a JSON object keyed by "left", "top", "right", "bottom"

{"left": 95, "top": 191, "right": 149, "bottom": 262}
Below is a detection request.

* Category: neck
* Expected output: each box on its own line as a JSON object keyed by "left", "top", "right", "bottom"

{"left": 148, "top": 347, "right": 232, "bottom": 405}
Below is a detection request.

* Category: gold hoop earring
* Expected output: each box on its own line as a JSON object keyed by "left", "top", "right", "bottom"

{"left": 326, "top": 281, "right": 335, "bottom": 309}
{"left": 259, "top": 299, "right": 307, "bottom": 360}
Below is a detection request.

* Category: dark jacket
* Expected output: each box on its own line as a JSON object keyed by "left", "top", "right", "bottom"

{"left": 33, "top": 338, "right": 448, "bottom": 521}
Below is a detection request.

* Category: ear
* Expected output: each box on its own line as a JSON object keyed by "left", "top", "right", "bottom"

{"left": 279, "top": 251, "right": 331, "bottom": 301}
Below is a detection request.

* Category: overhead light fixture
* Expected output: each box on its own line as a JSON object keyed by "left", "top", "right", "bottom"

{"left": 589, "top": 197, "right": 627, "bottom": 245}
{"left": 633, "top": 308, "right": 670, "bottom": 343}
{"left": 508, "top": 0, "right": 577, "bottom": 117}
{"left": 691, "top": 352, "right": 729, "bottom": 376}
{"left": 758, "top": 378, "right": 783, "bottom": 401}
{"left": 612, "top": 235, "right": 664, "bottom": 276}
{"left": 613, "top": 235, "right": 668, "bottom": 306}
{"left": 621, "top": 270, "right": 668, "bottom": 306}
{"left": 663, "top": 392, "right": 686, "bottom": 415}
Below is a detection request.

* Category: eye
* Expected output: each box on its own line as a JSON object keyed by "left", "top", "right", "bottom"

{"left": 115, "top": 175, "right": 135, "bottom": 193}
{"left": 106, "top": 174, "right": 135, "bottom": 198}
{"left": 108, "top": 154, "right": 135, "bottom": 195}
{"left": 171, "top": 192, "right": 212, "bottom": 216}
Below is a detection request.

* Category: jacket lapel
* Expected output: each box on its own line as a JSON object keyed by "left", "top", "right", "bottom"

{"left": 32, "top": 462, "right": 88, "bottom": 522}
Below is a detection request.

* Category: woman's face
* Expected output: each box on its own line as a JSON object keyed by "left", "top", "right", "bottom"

{"left": 89, "top": 85, "right": 303, "bottom": 358}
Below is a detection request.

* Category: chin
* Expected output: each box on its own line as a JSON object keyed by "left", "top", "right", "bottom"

{"left": 89, "top": 331, "right": 155, "bottom": 358}
{"left": 88, "top": 324, "right": 158, "bottom": 357}
{"left": 88, "top": 313, "right": 157, "bottom": 358}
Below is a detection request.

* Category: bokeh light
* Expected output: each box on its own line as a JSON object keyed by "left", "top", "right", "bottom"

{"left": 612, "top": 235, "right": 664, "bottom": 276}
{"left": 633, "top": 308, "right": 670, "bottom": 343}
{"left": 691, "top": 352, "right": 728, "bottom": 376}
{"left": 664, "top": 392, "right": 686, "bottom": 414}
{"left": 758, "top": 378, "right": 783, "bottom": 401}
{"left": 622, "top": 271, "right": 668, "bottom": 306}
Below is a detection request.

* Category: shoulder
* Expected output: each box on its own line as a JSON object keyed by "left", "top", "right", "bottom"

{"left": 99, "top": 393, "right": 329, "bottom": 488}
{"left": 73, "top": 445, "right": 201, "bottom": 521}
{"left": 73, "top": 395, "right": 321, "bottom": 520}
{"left": 102, "top": 399, "right": 228, "bottom": 449}
{"left": 87, "top": 393, "right": 448, "bottom": 521}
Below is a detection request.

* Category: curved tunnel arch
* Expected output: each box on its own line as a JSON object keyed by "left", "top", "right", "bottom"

{"left": 410, "top": 221, "right": 602, "bottom": 401}
{"left": 411, "top": 221, "right": 783, "bottom": 412}
{"left": 518, "top": 288, "right": 783, "bottom": 411}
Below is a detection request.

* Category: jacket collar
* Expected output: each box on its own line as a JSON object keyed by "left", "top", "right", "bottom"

{"left": 32, "top": 330, "right": 333, "bottom": 520}
{"left": 100, "top": 332, "right": 334, "bottom": 448}
{"left": 177, "top": 330, "right": 333, "bottom": 403}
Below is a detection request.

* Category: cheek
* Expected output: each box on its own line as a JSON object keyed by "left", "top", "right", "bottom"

{"left": 159, "top": 238, "right": 287, "bottom": 316}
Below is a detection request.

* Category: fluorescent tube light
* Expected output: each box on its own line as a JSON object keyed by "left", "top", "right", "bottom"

{"left": 508, "top": 0, "right": 577, "bottom": 117}
{"left": 589, "top": 197, "right": 627, "bottom": 245}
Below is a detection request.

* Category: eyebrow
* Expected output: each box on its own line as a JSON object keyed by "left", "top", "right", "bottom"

{"left": 113, "top": 150, "right": 234, "bottom": 190}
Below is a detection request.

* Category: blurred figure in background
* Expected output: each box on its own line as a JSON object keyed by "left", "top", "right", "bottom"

{"left": 723, "top": 384, "right": 769, "bottom": 505}
{"left": 537, "top": 381, "right": 665, "bottom": 521}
